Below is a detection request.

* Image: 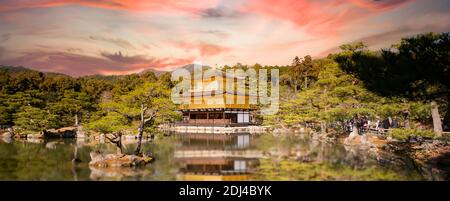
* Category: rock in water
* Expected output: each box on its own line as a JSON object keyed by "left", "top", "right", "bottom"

{"left": 27, "top": 133, "right": 44, "bottom": 139}
{"left": 344, "top": 126, "right": 359, "bottom": 145}
{"left": 1, "top": 132, "right": 13, "bottom": 139}
{"left": 89, "top": 152, "right": 153, "bottom": 168}
{"left": 1, "top": 137, "right": 12, "bottom": 143}
{"left": 43, "top": 127, "right": 77, "bottom": 138}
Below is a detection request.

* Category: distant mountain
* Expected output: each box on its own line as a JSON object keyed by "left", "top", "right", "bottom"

{"left": 0, "top": 65, "right": 34, "bottom": 73}
{"left": 0, "top": 64, "right": 214, "bottom": 78}
{"left": 138, "top": 63, "right": 212, "bottom": 77}
{"left": 0, "top": 65, "right": 70, "bottom": 77}
{"left": 175, "top": 63, "right": 211, "bottom": 73}
{"left": 138, "top": 67, "right": 167, "bottom": 76}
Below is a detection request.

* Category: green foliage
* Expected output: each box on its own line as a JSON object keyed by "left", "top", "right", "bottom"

{"left": 267, "top": 57, "right": 382, "bottom": 127}
{"left": 13, "top": 106, "right": 59, "bottom": 132}
{"left": 89, "top": 81, "right": 180, "bottom": 134}
{"left": 49, "top": 90, "right": 93, "bottom": 125}
{"left": 86, "top": 112, "right": 130, "bottom": 133}
{"left": 257, "top": 159, "right": 418, "bottom": 181}
{"left": 0, "top": 65, "right": 179, "bottom": 132}
{"left": 282, "top": 55, "right": 317, "bottom": 92}
{"left": 335, "top": 33, "right": 450, "bottom": 99}
{"left": 335, "top": 32, "right": 450, "bottom": 126}
{"left": 266, "top": 33, "right": 446, "bottom": 129}
{"left": 389, "top": 128, "right": 435, "bottom": 140}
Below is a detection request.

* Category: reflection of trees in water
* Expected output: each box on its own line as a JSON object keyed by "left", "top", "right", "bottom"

{"left": 0, "top": 139, "right": 92, "bottom": 180}
{"left": 256, "top": 158, "right": 421, "bottom": 181}
{"left": 69, "top": 137, "right": 178, "bottom": 181}
{"left": 0, "top": 134, "right": 426, "bottom": 180}
{"left": 253, "top": 134, "right": 423, "bottom": 180}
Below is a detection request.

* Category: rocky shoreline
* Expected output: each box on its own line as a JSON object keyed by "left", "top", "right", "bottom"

{"left": 270, "top": 126, "right": 450, "bottom": 180}
{"left": 338, "top": 132, "right": 449, "bottom": 180}
{"left": 381, "top": 140, "right": 450, "bottom": 180}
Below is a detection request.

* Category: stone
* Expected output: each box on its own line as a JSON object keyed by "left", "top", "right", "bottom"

{"left": 43, "top": 127, "right": 77, "bottom": 138}
{"left": 343, "top": 133, "right": 386, "bottom": 149}
{"left": 14, "top": 133, "right": 28, "bottom": 138}
{"left": 1, "top": 137, "right": 12, "bottom": 143}
{"left": 1, "top": 132, "right": 13, "bottom": 139}
{"left": 99, "top": 134, "right": 106, "bottom": 143}
{"left": 26, "top": 138, "right": 44, "bottom": 143}
{"left": 89, "top": 151, "right": 154, "bottom": 168}
{"left": 272, "top": 128, "right": 292, "bottom": 134}
{"left": 27, "top": 133, "right": 44, "bottom": 139}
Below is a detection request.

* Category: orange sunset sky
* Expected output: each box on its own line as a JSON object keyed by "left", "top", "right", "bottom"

{"left": 0, "top": 0, "right": 449, "bottom": 76}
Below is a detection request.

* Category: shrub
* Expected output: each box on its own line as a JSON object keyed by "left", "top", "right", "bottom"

{"left": 389, "top": 128, "right": 435, "bottom": 141}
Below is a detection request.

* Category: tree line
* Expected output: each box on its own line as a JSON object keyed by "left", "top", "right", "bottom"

{"left": 268, "top": 32, "right": 449, "bottom": 137}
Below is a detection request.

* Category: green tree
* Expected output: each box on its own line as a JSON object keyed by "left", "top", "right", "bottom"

{"left": 86, "top": 112, "right": 129, "bottom": 134}
{"left": 93, "top": 82, "right": 180, "bottom": 155}
{"left": 269, "top": 58, "right": 377, "bottom": 132}
{"left": 50, "top": 90, "right": 93, "bottom": 126}
{"left": 14, "top": 106, "right": 59, "bottom": 132}
{"left": 284, "top": 55, "right": 316, "bottom": 93}
{"left": 335, "top": 32, "right": 450, "bottom": 134}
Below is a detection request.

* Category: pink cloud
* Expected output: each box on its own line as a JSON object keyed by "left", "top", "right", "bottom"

{"left": 174, "top": 41, "right": 230, "bottom": 57}
{"left": 240, "top": 0, "right": 415, "bottom": 37}
{"left": 0, "top": 0, "right": 219, "bottom": 14}
{"left": 347, "top": 0, "right": 414, "bottom": 11}
{"left": 0, "top": 50, "right": 194, "bottom": 76}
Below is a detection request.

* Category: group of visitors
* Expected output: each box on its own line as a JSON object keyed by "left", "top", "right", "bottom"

{"left": 343, "top": 116, "right": 400, "bottom": 135}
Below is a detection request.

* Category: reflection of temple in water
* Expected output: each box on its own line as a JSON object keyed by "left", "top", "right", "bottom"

{"left": 174, "top": 133, "right": 262, "bottom": 181}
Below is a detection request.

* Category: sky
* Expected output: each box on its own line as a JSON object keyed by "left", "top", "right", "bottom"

{"left": 0, "top": 0, "right": 449, "bottom": 76}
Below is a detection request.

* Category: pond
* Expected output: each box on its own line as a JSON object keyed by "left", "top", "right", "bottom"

{"left": 0, "top": 133, "right": 425, "bottom": 181}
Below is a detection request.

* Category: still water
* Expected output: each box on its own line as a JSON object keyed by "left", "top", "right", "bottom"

{"left": 0, "top": 133, "right": 424, "bottom": 181}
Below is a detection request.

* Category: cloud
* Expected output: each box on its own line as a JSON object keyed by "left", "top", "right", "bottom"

{"left": 89, "top": 36, "right": 135, "bottom": 49}
{"left": 201, "top": 7, "right": 241, "bottom": 18}
{"left": 200, "top": 30, "right": 230, "bottom": 38}
{"left": 0, "top": 33, "right": 11, "bottom": 43}
{"left": 67, "top": 48, "right": 83, "bottom": 53}
{"left": 0, "top": 0, "right": 219, "bottom": 14}
{"left": 240, "top": 0, "right": 415, "bottom": 36}
{"left": 0, "top": 50, "right": 194, "bottom": 76}
{"left": 174, "top": 41, "right": 230, "bottom": 57}
{"left": 0, "top": 46, "right": 5, "bottom": 58}
{"left": 318, "top": 23, "right": 446, "bottom": 56}
{"left": 347, "top": 0, "right": 414, "bottom": 10}
{"left": 100, "top": 51, "right": 149, "bottom": 64}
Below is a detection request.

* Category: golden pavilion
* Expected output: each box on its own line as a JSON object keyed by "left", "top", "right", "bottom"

{"left": 176, "top": 70, "right": 259, "bottom": 127}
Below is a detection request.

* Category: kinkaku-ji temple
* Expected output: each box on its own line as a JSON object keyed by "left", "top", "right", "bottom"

{"left": 168, "top": 68, "right": 269, "bottom": 134}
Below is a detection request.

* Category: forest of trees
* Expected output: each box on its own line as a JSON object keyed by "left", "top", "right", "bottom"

{"left": 0, "top": 67, "right": 178, "bottom": 140}
{"left": 0, "top": 32, "right": 448, "bottom": 140}
{"left": 266, "top": 32, "right": 449, "bottom": 138}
